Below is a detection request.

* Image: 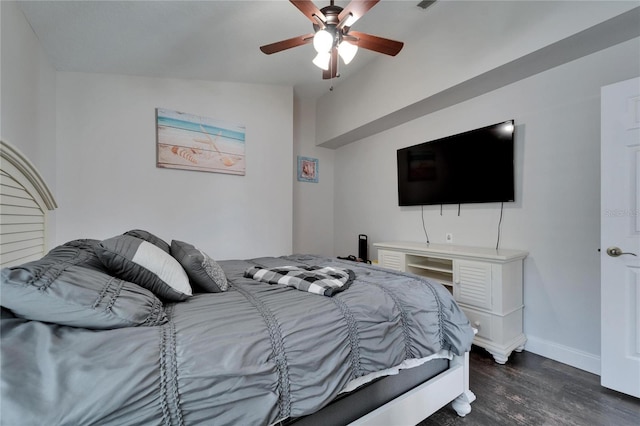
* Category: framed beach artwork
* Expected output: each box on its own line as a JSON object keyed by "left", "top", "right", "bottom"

{"left": 297, "top": 156, "right": 319, "bottom": 183}
{"left": 156, "top": 108, "right": 246, "bottom": 175}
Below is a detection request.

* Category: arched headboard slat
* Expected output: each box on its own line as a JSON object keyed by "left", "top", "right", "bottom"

{"left": 1, "top": 140, "right": 57, "bottom": 267}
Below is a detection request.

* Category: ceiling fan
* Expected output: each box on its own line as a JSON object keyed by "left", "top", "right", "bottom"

{"left": 259, "top": 0, "right": 404, "bottom": 80}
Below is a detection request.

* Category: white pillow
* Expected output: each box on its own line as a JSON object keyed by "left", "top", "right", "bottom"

{"left": 95, "top": 235, "right": 192, "bottom": 301}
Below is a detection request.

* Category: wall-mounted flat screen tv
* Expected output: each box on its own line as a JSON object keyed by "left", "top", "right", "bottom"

{"left": 397, "top": 120, "right": 515, "bottom": 206}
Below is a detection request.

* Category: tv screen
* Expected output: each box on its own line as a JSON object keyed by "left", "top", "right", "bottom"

{"left": 397, "top": 120, "right": 515, "bottom": 206}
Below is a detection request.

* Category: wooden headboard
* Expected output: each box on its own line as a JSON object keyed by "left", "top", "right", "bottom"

{"left": 1, "top": 140, "right": 57, "bottom": 268}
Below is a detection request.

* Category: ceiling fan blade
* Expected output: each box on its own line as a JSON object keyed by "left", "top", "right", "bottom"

{"left": 290, "top": 0, "right": 326, "bottom": 24}
{"left": 347, "top": 31, "right": 404, "bottom": 56}
{"left": 322, "top": 48, "right": 339, "bottom": 79}
{"left": 338, "top": 0, "right": 379, "bottom": 27}
{"left": 417, "top": 1, "right": 437, "bottom": 10}
{"left": 260, "top": 33, "right": 315, "bottom": 55}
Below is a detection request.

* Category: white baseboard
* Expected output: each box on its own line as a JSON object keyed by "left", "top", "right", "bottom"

{"left": 524, "top": 336, "right": 601, "bottom": 375}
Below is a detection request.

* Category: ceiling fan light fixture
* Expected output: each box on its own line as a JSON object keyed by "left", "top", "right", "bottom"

{"left": 312, "top": 51, "right": 331, "bottom": 70}
{"left": 313, "top": 29, "right": 333, "bottom": 52}
{"left": 338, "top": 40, "right": 358, "bottom": 65}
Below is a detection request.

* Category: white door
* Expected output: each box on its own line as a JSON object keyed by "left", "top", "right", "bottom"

{"left": 601, "top": 77, "right": 640, "bottom": 398}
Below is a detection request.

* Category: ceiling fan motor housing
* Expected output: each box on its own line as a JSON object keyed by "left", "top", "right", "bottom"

{"left": 313, "top": 5, "right": 344, "bottom": 47}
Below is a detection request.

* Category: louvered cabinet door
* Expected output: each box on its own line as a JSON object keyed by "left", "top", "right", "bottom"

{"left": 378, "top": 249, "right": 405, "bottom": 272}
{"left": 453, "top": 260, "right": 492, "bottom": 310}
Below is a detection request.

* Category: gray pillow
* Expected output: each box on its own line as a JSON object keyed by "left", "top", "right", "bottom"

{"left": 170, "top": 240, "right": 229, "bottom": 293}
{"left": 124, "top": 229, "right": 171, "bottom": 254}
{"left": 96, "top": 235, "right": 192, "bottom": 301}
{"left": 0, "top": 240, "right": 167, "bottom": 329}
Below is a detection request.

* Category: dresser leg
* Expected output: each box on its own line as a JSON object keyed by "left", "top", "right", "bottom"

{"left": 487, "top": 350, "right": 510, "bottom": 364}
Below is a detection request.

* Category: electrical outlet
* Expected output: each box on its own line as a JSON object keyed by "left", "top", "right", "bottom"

{"left": 446, "top": 233, "right": 453, "bottom": 243}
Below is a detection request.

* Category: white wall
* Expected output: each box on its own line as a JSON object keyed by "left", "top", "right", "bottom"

{"left": 333, "top": 38, "right": 640, "bottom": 373}
{"left": 1, "top": 0, "right": 57, "bottom": 245}
{"left": 292, "top": 97, "right": 335, "bottom": 256}
{"left": 55, "top": 72, "right": 293, "bottom": 260}
{"left": 0, "top": 0, "right": 57, "bottom": 181}
{"left": 316, "top": 1, "right": 637, "bottom": 146}
{"left": 1, "top": 1, "right": 296, "bottom": 260}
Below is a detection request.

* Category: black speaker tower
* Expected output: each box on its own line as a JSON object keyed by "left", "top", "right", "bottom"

{"left": 358, "top": 234, "right": 368, "bottom": 262}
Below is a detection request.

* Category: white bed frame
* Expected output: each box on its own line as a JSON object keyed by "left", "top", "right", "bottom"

{"left": 0, "top": 139, "right": 474, "bottom": 425}
{"left": 350, "top": 353, "right": 475, "bottom": 425}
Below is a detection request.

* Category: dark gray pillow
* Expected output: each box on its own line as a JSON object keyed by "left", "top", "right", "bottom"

{"left": 124, "top": 229, "right": 170, "bottom": 254}
{"left": 96, "top": 235, "right": 192, "bottom": 301}
{"left": 170, "top": 240, "right": 229, "bottom": 293}
{"left": 0, "top": 240, "right": 167, "bottom": 329}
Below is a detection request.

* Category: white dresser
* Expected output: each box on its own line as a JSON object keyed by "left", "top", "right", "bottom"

{"left": 374, "top": 241, "right": 528, "bottom": 364}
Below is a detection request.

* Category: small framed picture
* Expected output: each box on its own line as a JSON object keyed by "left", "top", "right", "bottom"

{"left": 297, "top": 156, "right": 319, "bottom": 183}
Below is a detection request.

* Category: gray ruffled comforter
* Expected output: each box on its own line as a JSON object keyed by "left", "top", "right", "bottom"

{"left": 1, "top": 254, "right": 473, "bottom": 426}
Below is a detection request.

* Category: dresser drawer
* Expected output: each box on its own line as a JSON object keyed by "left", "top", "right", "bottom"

{"left": 462, "top": 308, "right": 493, "bottom": 341}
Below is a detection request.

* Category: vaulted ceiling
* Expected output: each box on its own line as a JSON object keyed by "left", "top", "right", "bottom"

{"left": 17, "top": 0, "right": 432, "bottom": 99}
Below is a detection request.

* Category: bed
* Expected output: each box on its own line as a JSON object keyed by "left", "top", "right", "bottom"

{"left": 0, "top": 140, "right": 476, "bottom": 425}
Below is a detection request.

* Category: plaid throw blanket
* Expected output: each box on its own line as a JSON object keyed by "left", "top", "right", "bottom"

{"left": 244, "top": 266, "right": 355, "bottom": 296}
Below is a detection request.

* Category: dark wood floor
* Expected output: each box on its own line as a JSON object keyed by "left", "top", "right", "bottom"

{"left": 419, "top": 346, "right": 640, "bottom": 426}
